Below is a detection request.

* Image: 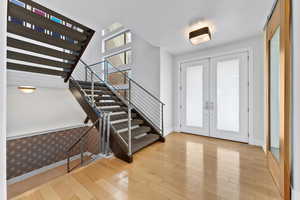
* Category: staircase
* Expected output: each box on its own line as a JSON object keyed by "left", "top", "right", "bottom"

{"left": 6, "top": 0, "right": 165, "bottom": 169}
{"left": 69, "top": 61, "right": 165, "bottom": 163}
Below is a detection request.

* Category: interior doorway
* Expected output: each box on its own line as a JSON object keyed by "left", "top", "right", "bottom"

{"left": 180, "top": 51, "right": 249, "bottom": 143}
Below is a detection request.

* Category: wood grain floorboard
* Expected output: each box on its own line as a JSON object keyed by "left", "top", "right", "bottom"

{"left": 9, "top": 133, "right": 281, "bottom": 200}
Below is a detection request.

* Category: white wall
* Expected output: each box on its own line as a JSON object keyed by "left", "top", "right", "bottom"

{"left": 292, "top": 0, "right": 300, "bottom": 199}
{"left": 160, "top": 49, "right": 174, "bottom": 135}
{"left": 6, "top": 0, "right": 103, "bottom": 139}
{"left": 131, "top": 33, "right": 161, "bottom": 97}
{"left": 174, "top": 35, "right": 265, "bottom": 146}
{"left": 0, "top": 0, "right": 7, "bottom": 198}
{"left": 7, "top": 85, "right": 87, "bottom": 138}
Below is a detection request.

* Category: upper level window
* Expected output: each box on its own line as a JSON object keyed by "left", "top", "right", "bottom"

{"left": 106, "top": 50, "right": 132, "bottom": 67}
{"left": 102, "top": 22, "right": 123, "bottom": 36}
{"left": 105, "top": 31, "right": 132, "bottom": 52}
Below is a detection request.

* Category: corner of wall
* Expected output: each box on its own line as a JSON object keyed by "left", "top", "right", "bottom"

{"left": 292, "top": 187, "right": 300, "bottom": 200}
{"left": 0, "top": 0, "right": 7, "bottom": 199}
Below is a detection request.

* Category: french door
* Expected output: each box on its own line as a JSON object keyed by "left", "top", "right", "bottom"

{"left": 180, "top": 52, "right": 249, "bottom": 143}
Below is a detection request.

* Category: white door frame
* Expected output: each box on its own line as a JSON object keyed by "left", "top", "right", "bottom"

{"left": 177, "top": 48, "right": 254, "bottom": 145}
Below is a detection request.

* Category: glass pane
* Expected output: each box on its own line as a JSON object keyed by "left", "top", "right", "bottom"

{"left": 107, "top": 53, "right": 125, "bottom": 67}
{"left": 270, "top": 28, "right": 281, "bottom": 161}
{"left": 126, "top": 32, "right": 132, "bottom": 43}
{"left": 186, "top": 65, "right": 203, "bottom": 127}
{"left": 126, "top": 50, "right": 132, "bottom": 65}
{"left": 217, "top": 59, "right": 239, "bottom": 132}
{"left": 105, "top": 34, "right": 125, "bottom": 51}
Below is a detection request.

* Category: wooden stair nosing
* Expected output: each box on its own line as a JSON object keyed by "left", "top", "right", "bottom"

{"left": 132, "top": 134, "right": 160, "bottom": 153}
{"left": 112, "top": 119, "right": 144, "bottom": 131}
{"left": 119, "top": 126, "right": 152, "bottom": 142}
{"left": 7, "top": 37, "right": 77, "bottom": 61}
{"left": 7, "top": 62, "right": 67, "bottom": 77}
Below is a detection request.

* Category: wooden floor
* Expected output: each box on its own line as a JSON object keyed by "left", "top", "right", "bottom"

{"left": 9, "top": 132, "right": 281, "bottom": 200}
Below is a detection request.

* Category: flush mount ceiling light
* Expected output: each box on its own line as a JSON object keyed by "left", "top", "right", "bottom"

{"left": 18, "top": 86, "right": 36, "bottom": 94}
{"left": 189, "top": 27, "right": 211, "bottom": 45}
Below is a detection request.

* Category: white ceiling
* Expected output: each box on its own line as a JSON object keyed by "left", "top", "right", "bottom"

{"left": 36, "top": 0, "right": 275, "bottom": 55}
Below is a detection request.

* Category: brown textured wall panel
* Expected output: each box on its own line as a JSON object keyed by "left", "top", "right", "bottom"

{"left": 7, "top": 126, "right": 100, "bottom": 179}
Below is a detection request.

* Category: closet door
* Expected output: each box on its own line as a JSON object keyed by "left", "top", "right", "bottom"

{"left": 210, "top": 52, "right": 249, "bottom": 142}
{"left": 180, "top": 59, "right": 210, "bottom": 136}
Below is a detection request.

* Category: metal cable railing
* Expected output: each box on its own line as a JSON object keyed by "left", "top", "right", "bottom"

{"left": 68, "top": 59, "right": 165, "bottom": 159}
{"left": 84, "top": 61, "right": 165, "bottom": 155}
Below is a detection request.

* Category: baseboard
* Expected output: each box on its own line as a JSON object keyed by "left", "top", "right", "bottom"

{"left": 163, "top": 126, "right": 174, "bottom": 137}
{"left": 249, "top": 138, "right": 264, "bottom": 147}
{"left": 7, "top": 152, "right": 93, "bottom": 185}
{"left": 292, "top": 187, "right": 300, "bottom": 200}
{"left": 164, "top": 131, "right": 174, "bottom": 137}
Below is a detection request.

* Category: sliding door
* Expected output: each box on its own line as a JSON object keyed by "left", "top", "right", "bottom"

{"left": 264, "top": 0, "right": 291, "bottom": 199}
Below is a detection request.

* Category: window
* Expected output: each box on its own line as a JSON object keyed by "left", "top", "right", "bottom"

{"left": 105, "top": 31, "right": 132, "bottom": 52}
{"left": 106, "top": 50, "right": 132, "bottom": 67}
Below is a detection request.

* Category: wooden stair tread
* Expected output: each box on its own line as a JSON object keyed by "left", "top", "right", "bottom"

{"left": 95, "top": 96, "right": 119, "bottom": 101}
{"left": 119, "top": 126, "right": 151, "bottom": 142}
{"left": 77, "top": 81, "right": 105, "bottom": 87}
{"left": 110, "top": 113, "right": 137, "bottom": 121}
{"left": 132, "top": 134, "right": 160, "bottom": 153}
{"left": 100, "top": 107, "right": 126, "bottom": 113}
{"left": 84, "top": 90, "right": 113, "bottom": 95}
{"left": 96, "top": 102, "right": 123, "bottom": 107}
{"left": 80, "top": 85, "right": 109, "bottom": 90}
{"left": 112, "top": 119, "right": 144, "bottom": 131}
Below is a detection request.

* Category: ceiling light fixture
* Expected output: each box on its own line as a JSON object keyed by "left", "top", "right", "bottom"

{"left": 18, "top": 86, "right": 36, "bottom": 94}
{"left": 189, "top": 27, "right": 211, "bottom": 45}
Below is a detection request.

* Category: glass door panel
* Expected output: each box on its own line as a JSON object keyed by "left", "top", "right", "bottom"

{"left": 181, "top": 59, "right": 210, "bottom": 136}
{"left": 210, "top": 52, "right": 248, "bottom": 142}
{"left": 186, "top": 65, "right": 204, "bottom": 127}
{"left": 269, "top": 28, "right": 281, "bottom": 161}
{"left": 216, "top": 59, "right": 240, "bottom": 132}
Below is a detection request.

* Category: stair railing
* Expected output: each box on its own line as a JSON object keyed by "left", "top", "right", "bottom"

{"left": 86, "top": 60, "right": 165, "bottom": 158}
{"left": 72, "top": 60, "right": 130, "bottom": 148}
{"left": 66, "top": 118, "right": 100, "bottom": 172}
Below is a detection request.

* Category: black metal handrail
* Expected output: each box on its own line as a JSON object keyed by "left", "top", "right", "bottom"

{"left": 66, "top": 118, "right": 100, "bottom": 153}
{"left": 66, "top": 118, "right": 100, "bottom": 172}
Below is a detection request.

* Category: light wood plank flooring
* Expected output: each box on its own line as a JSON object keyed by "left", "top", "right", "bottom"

{"left": 9, "top": 132, "right": 281, "bottom": 200}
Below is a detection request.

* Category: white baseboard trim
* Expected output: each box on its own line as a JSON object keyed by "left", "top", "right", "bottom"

{"left": 7, "top": 152, "right": 94, "bottom": 185}
{"left": 292, "top": 187, "right": 300, "bottom": 200}
{"left": 164, "top": 131, "right": 174, "bottom": 137}
{"left": 249, "top": 138, "right": 264, "bottom": 147}
{"left": 7, "top": 124, "right": 91, "bottom": 141}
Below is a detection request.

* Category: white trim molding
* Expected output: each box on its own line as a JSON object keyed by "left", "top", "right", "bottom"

{"left": 292, "top": 187, "right": 300, "bottom": 200}
{"left": 7, "top": 152, "right": 99, "bottom": 185}
{"left": 7, "top": 124, "right": 90, "bottom": 141}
